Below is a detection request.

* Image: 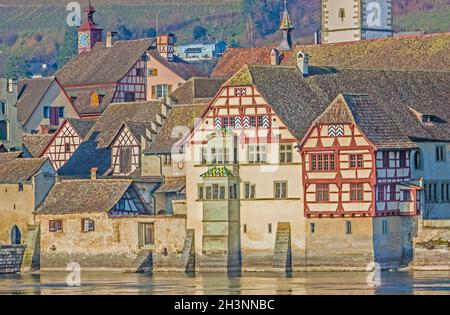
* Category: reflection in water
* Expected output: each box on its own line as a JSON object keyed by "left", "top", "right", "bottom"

{"left": 1, "top": 271, "right": 450, "bottom": 295}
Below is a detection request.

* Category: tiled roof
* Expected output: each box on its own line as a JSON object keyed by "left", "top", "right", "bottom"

{"left": 58, "top": 101, "right": 161, "bottom": 177}
{"left": 0, "top": 151, "right": 23, "bottom": 162}
{"left": 155, "top": 176, "right": 186, "bottom": 193}
{"left": 212, "top": 33, "right": 450, "bottom": 79}
{"left": 143, "top": 103, "right": 208, "bottom": 154}
{"left": 35, "top": 179, "right": 149, "bottom": 215}
{"left": 87, "top": 101, "right": 161, "bottom": 149}
{"left": 64, "top": 84, "right": 117, "bottom": 115}
{"left": 227, "top": 65, "right": 450, "bottom": 142}
{"left": 148, "top": 50, "right": 207, "bottom": 81}
{"left": 56, "top": 38, "right": 155, "bottom": 86}
{"left": 65, "top": 118, "right": 96, "bottom": 139}
{"left": 315, "top": 94, "right": 416, "bottom": 149}
{"left": 169, "top": 77, "right": 225, "bottom": 105}
{"left": 0, "top": 157, "right": 49, "bottom": 183}
{"left": 22, "top": 134, "right": 53, "bottom": 157}
{"left": 16, "top": 77, "right": 55, "bottom": 124}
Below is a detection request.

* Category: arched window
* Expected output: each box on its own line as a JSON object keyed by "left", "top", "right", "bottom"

{"left": 0, "top": 120, "right": 8, "bottom": 141}
{"left": 11, "top": 225, "right": 21, "bottom": 245}
{"left": 414, "top": 150, "right": 423, "bottom": 170}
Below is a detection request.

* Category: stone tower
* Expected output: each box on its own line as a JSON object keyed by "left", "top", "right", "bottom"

{"left": 321, "top": 0, "right": 393, "bottom": 44}
{"left": 278, "top": 1, "right": 294, "bottom": 51}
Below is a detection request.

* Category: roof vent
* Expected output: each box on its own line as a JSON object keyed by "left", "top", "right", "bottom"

{"left": 270, "top": 48, "right": 281, "bottom": 66}
{"left": 297, "top": 51, "right": 309, "bottom": 76}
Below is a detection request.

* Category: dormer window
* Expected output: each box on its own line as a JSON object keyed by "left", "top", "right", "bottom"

{"left": 422, "top": 115, "right": 435, "bottom": 124}
{"left": 90, "top": 92, "right": 99, "bottom": 107}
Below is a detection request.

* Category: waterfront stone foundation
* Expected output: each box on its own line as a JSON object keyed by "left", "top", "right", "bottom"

{"left": 413, "top": 219, "right": 450, "bottom": 270}
{"left": 0, "top": 245, "right": 26, "bottom": 274}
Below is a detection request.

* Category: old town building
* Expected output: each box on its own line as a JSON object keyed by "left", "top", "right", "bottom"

{"left": 184, "top": 61, "right": 450, "bottom": 271}
{"left": 35, "top": 177, "right": 187, "bottom": 271}
{"left": 321, "top": 0, "right": 393, "bottom": 44}
{"left": 54, "top": 1, "right": 206, "bottom": 120}
{"left": 0, "top": 155, "right": 55, "bottom": 246}
{"left": 0, "top": 78, "right": 22, "bottom": 151}
{"left": 17, "top": 77, "right": 79, "bottom": 134}
{"left": 39, "top": 118, "right": 95, "bottom": 170}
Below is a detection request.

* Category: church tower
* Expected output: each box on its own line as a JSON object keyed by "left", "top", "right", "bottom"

{"left": 278, "top": 1, "right": 294, "bottom": 51}
{"left": 321, "top": 0, "right": 393, "bottom": 44}
{"left": 77, "top": 0, "right": 103, "bottom": 54}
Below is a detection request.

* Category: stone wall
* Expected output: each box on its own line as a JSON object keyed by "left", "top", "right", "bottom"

{"left": 0, "top": 245, "right": 26, "bottom": 274}
{"left": 305, "top": 218, "right": 374, "bottom": 270}
{"left": 38, "top": 213, "right": 186, "bottom": 270}
{"left": 413, "top": 219, "right": 450, "bottom": 270}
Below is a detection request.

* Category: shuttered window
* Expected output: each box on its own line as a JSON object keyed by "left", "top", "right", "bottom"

{"left": 119, "top": 147, "right": 132, "bottom": 174}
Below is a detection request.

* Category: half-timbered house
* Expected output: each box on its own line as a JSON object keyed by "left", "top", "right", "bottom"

{"left": 184, "top": 61, "right": 450, "bottom": 271}
{"left": 40, "top": 118, "right": 95, "bottom": 170}
{"left": 35, "top": 176, "right": 187, "bottom": 271}
{"left": 55, "top": 1, "right": 206, "bottom": 119}
{"left": 300, "top": 94, "right": 419, "bottom": 268}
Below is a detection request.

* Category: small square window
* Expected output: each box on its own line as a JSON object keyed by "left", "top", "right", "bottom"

{"left": 82, "top": 219, "right": 95, "bottom": 232}
{"left": 65, "top": 143, "right": 71, "bottom": 152}
{"left": 49, "top": 220, "right": 63, "bottom": 232}
{"left": 0, "top": 101, "right": 6, "bottom": 115}
{"left": 310, "top": 223, "right": 315, "bottom": 234}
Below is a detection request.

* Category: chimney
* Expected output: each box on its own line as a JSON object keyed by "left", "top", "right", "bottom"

{"left": 106, "top": 31, "right": 117, "bottom": 48}
{"left": 270, "top": 48, "right": 281, "bottom": 66}
{"left": 90, "top": 167, "right": 98, "bottom": 180}
{"left": 7, "top": 78, "right": 17, "bottom": 95}
{"left": 296, "top": 51, "right": 309, "bottom": 76}
{"left": 157, "top": 33, "right": 175, "bottom": 61}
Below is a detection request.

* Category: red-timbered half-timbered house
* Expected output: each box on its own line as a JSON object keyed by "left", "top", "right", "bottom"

{"left": 300, "top": 94, "right": 420, "bottom": 219}
{"left": 300, "top": 94, "right": 420, "bottom": 269}
{"left": 40, "top": 118, "right": 95, "bottom": 170}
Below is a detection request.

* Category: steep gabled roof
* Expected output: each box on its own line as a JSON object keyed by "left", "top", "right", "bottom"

{"left": 35, "top": 179, "right": 149, "bottom": 215}
{"left": 65, "top": 84, "right": 117, "bottom": 115}
{"left": 0, "top": 157, "right": 49, "bottom": 183}
{"left": 58, "top": 101, "right": 161, "bottom": 177}
{"left": 169, "top": 77, "right": 225, "bottom": 105}
{"left": 143, "top": 103, "right": 208, "bottom": 154}
{"left": 148, "top": 50, "right": 207, "bottom": 81}
{"left": 65, "top": 118, "right": 96, "bottom": 139}
{"left": 0, "top": 151, "right": 23, "bottom": 162}
{"left": 314, "top": 94, "right": 416, "bottom": 149}
{"left": 86, "top": 101, "right": 161, "bottom": 149}
{"left": 225, "top": 65, "right": 450, "bottom": 142}
{"left": 22, "top": 134, "right": 53, "bottom": 157}
{"left": 107, "top": 121, "right": 153, "bottom": 147}
{"left": 16, "top": 77, "right": 55, "bottom": 124}
{"left": 212, "top": 33, "right": 450, "bottom": 79}
{"left": 56, "top": 38, "right": 155, "bottom": 86}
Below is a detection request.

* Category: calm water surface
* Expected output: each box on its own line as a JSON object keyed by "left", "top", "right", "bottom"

{"left": 1, "top": 271, "right": 450, "bottom": 295}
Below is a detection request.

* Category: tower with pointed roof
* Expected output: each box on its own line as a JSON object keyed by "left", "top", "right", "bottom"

{"left": 278, "top": 0, "right": 294, "bottom": 51}
{"left": 77, "top": 0, "right": 103, "bottom": 54}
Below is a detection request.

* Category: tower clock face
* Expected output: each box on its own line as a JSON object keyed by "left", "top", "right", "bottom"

{"left": 366, "top": 1, "right": 383, "bottom": 27}
{"left": 79, "top": 32, "right": 91, "bottom": 48}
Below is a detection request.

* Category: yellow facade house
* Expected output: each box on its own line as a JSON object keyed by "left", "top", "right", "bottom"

{"left": 0, "top": 154, "right": 55, "bottom": 247}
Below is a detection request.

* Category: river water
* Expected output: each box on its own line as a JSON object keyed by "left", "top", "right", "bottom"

{"left": 1, "top": 271, "right": 450, "bottom": 295}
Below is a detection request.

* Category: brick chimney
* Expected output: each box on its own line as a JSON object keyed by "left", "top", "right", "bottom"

{"left": 157, "top": 34, "right": 175, "bottom": 61}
